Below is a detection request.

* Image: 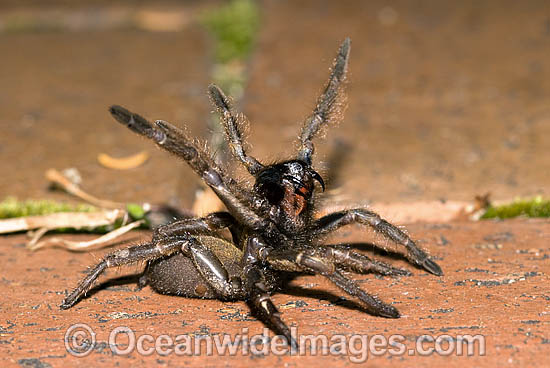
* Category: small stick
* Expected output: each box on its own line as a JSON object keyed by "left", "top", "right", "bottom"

{"left": 27, "top": 219, "right": 145, "bottom": 251}
{"left": 46, "top": 169, "right": 125, "bottom": 209}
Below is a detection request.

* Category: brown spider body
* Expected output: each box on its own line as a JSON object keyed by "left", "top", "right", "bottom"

{"left": 61, "top": 38, "right": 442, "bottom": 348}
{"left": 145, "top": 236, "right": 245, "bottom": 299}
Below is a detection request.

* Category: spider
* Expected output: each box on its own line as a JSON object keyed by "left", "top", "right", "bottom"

{"left": 60, "top": 38, "right": 442, "bottom": 347}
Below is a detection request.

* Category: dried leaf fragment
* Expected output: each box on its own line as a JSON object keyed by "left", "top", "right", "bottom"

{"left": 27, "top": 219, "right": 145, "bottom": 251}
{"left": 46, "top": 169, "right": 124, "bottom": 209}
{"left": 0, "top": 209, "right": 123, "bottom": 234}
{"left": 97, "top": 151, "right": 149, "bottom": 170}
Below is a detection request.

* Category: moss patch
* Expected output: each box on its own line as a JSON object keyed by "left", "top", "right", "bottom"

{"left": 480, "top": 196, "right": 550, "bottom": 219}
{"left": 0, "top": 197, "right": 96, "bottom": 219}
{"left": 201, "top": 0, "right": 260, "bottom": 64}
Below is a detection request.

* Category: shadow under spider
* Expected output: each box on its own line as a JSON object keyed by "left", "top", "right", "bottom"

{"left": 337, "top": 241, "right": 416, "bottom": 262}
{"left": 69, "top": 274, "right": 143, "bottom": 304}
{"left": 281, "top": 282, "right": 368, "bottom": 314}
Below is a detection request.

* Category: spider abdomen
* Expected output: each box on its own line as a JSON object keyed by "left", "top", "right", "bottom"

{"left": 145, "top": 236, "right": 243, "bottom": 299}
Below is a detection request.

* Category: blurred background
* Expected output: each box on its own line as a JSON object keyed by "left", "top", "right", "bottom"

{"left": 2, "top": 0, "right": 550, "bottom": 219}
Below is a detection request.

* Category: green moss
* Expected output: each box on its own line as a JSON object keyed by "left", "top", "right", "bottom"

{"left": 480, "top": 196, "right": 550, "bottom": 219}
{"left": 201, "top": 0, "right": 260, "bottom": 63}
{"left": 3, "top": 16, "right": 64, "bottom": 33}
{"left": 0, "top": 197, "right": 97, "bottom": 219}
{"left": 126, "top": 203, "right": 146, "bottom": 221}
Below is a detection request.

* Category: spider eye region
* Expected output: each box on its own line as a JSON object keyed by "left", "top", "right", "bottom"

{"left": 254, "top": 160, "right": 324, "bottom": 215}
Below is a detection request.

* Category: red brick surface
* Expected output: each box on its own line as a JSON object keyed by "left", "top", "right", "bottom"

{"left": 1, "top": 219, "right": 549, "bottom": 367}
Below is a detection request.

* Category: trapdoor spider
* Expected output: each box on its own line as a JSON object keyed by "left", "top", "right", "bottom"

{"left": 61, "top": 38, "right": 442, "bottom": 347}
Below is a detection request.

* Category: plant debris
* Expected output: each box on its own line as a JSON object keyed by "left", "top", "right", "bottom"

{"left": 200, "top": 0, "right": 259, "bottom": 64}
{"left": 97, "top": 151, "right": 149, "bottom": 170}
{"left": 0, "top": 196, "right": 96, "bottom": 219}
{"left": 46, "top": 168, "right": 124, "bottom": 209}
{"left": 0, "top": 208, "right": 122, "bottom": 234}
{"left": 27, "top": 218, "right": 145, "bottom": 251}
{"left": 0, "top": 168, "right": 150, "bottom": 250}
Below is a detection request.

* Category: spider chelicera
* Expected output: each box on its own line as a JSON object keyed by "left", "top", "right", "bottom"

{"left": 60, "top": 38, "right": 442, "bottom": 347}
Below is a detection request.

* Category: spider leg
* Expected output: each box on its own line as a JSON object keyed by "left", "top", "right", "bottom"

{"left": 60, "top": 235, "right": 244, "bottom": 309}
{"left": 153, "top": 211, "right": 242, "bottom": 245}
{"left": 245, "top": 266, "right": 297, "bottom": 349}
{"left": 109, "top": 105, "right": 266, "bottom": 228}
{"left": 311, "top": 209, "right": 443, "bottom": 276}
{"left": 264, "top": 249, "right": 400, "bottom": 318}
{"left": 297, "top": 38, "right": 350, "bottom": 165}
{"left": 318, "top": 245, "right": 411, "bottom": 276}
{"left": 208, "top": 84, "right": 264, "bottom": 175}
{"left": 60, "top": 237, "right": 185, "bottom": 309}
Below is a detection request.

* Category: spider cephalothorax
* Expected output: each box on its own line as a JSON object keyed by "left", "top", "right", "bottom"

{"left": 254, "top": 160, "right": 324, "bottom": 229}
{"left": 61, "top": 38, "right": 442, "bottom": 347}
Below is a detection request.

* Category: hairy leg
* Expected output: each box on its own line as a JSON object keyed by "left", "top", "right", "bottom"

{"left": 298, "top": 38, "right": 350, "bottom": 165}
{"left": 153, "top": 212, "right": 242, "bottom": 245}
{"left": 208, "top": 84, "right": 264, "bottom": 175}
{"left": 310, "top": 209, "right": 443, "bottom": 276}
{"left": 245, "top": 266, "right": 297, "bottom": 349}
{"left": 263, "top": 248, "right": 400, "bottom": 318}
{"left": 316, "top": 244, "right": 411, "bottom": 276}
{"left": 61, "top": 237, "right": 184, "bottom": 309}
{"left": 60, "top": 235, "right": 244, "bottom": 309}
{"left": 109, "top": 105, "right": 266, "bottom": 228}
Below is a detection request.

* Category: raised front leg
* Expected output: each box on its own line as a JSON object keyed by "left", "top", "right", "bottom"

{"left": 109, "top": 105, "right": 266, "bottom": 228}
{"left": 297, "top": 38, "right": 350, "bottom": 165}
{"left": 311, "top": 209, "right": 443, "bottom": 276}
{"left": 208, "top": 84, "right": 264, "bottom": 175}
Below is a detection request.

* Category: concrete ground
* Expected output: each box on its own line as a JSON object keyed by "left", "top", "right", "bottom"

{"left": 1, "top": 0, "right": 549, "bottom": 367}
